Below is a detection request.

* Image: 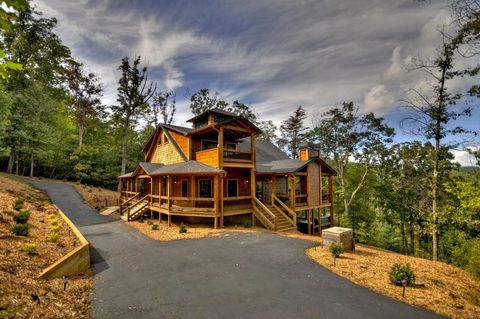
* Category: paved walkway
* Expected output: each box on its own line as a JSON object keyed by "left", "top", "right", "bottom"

{"left": 26, "top": 179, "right": 443, "bottom": 319}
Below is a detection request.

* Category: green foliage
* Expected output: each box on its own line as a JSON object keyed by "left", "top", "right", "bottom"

{"left": 13, "top": 210, "right": 29, "bottom": 223}
{"left": 50, "top": 217, "right": 59, "bottom": 226}
{"left": 179, "top": 223, "right": 187, "bottom": 233}
{"left": 49, "top": 232, "right": 59, "bottom": 242}
{"left": 13, "top": 197, "right": 24, "bottom": 211}
{"left": 10, "top": 223, "right": 29, "bottom": 236}
{"left": 151, "top": 223, "right": 159, "bottom": 230}
{"left": 242, "top": 219, "right": 252, "bottom": 228}
{"left": 147, "top": 219, "right": 153, "bottom": 225}
{"left": 277, "top": 106, "right": 307, "bottom": 158}
{"left": 22, "top": 242, "right": 38, "bottom": 255}
{"left": 389, "top": 263, "right": 415, "bottom": 286}
{"left": 329, "top": 242, "right": 343, "bottom": 258}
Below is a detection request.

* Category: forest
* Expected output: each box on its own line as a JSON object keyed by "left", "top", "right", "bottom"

{"left": 0, "top": 1, "right": 478, "bottom": 277}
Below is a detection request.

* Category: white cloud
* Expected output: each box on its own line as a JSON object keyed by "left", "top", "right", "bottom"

{"left": 451, "top": 150, "right": 477, "bottom": 167}
{"left": 363, "top": 85, "right": 395, "bottom": 114}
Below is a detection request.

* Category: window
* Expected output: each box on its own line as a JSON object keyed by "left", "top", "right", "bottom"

{"left": 227, "top": 179, "right": 238, "bottom": 197}
{"left": 160, "top": 177, "right": 167, "bottom": 196}
{"left": 225, "top": 142, "right": 237, "bottom": 150}
{"left": 201, "top": 140, "right": 217, "bottom": 150}
{"left": 181, "top": 180, "right": 188, "bottom": 198}
{"left": 198, "top": 180, "right": 212, "bottom": 198}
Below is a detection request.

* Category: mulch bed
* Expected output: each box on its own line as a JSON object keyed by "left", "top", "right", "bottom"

{"left": 0, "top": 174, "right": 92, "bottom": 319}
{"left": 306, "top": 242, "right": 480, "bottom": 319}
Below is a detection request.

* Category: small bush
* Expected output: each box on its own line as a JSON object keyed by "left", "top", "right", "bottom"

{"left": 10, "top": 224, "right": 29, "bottom": 236}
{"left": 13, "top": 210, "right": 30, "bottom": 224}
{"left": 13, "top": 198, "right": 25, "bottom": 211}
{"left": 243, "top": 219, "right": 252, "bottom": 228}
{"left": 329, "top": 242, "right": 343, "bottom": 258}
{"left": 139, "top": 215, "right": 144, "bottom": 223}
{"left": 179, "top": 223, "right": 187, "bottom": 233}
{"left": 49, "top": 232, "right": 60, "bottom": 242}
{"left": 51, "top": 225, "right": 61, "bottom": 233}
{"left": 147, "top": 220, "right": 153, "bottom": 225}
{"left": 151, "top": 223, "right": 159, "bottom": 230}
{"left": 22, "top": 242, "right": 38, "bottom": 255}
{"left": 389, "top": 263, "right": 415, "bottom": 286}
{"left": 50, "top": 218, "right": 59, "bottom": 226}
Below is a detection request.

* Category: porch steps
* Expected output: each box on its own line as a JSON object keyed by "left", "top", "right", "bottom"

{"left": 265, "top": 204, "right": 296, "bottom": 232}
{"left": 121, "top": 201, "right": 149, "bottom": 221}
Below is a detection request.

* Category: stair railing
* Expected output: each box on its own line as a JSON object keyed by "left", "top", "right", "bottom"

{"left": 120, "top": 193, "right": 139, "bottom": 214}
{"left": 253, "top": 197, "right": 277, "bottom": 231}
{"left": 273, "top": 195, "right": 297, "bottom": 227}
{"left": 127, "top": 194, "right": 150, "bottom": 221}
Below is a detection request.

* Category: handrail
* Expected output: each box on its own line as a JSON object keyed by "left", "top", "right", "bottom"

{"left": 273, "top": 195, "right": 297, "bottom": 227}
{"left": 127, "top": 194, "right": 149, "bottom": 221}
{"left": 120, "top": 193, "right": 139, "bottom": 213}
{"left": 253, "top": 197, "right": 277, "bottom": 230}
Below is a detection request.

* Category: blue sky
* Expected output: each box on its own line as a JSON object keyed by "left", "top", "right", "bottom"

{"left": 34, "top": 0, "right": 479, "bottom": 165}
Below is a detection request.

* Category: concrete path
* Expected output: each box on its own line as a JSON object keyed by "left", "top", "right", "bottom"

{"left": 26, "top": 178, "right": 443, "bottom": 319}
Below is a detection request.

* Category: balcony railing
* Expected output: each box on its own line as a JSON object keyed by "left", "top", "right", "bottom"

{"left": 223, "top": 149, "right": 252, "bottom": 162}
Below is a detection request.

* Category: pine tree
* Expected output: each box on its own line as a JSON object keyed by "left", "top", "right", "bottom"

{"left": 278, "top": 106, "right": 308, "bottom": 158}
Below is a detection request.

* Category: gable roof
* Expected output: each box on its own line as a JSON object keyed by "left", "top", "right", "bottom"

{"left": 160, "top": 123, "right": 193, "bottom": 135}
{"left": 187, "top": 107, "right": 237, "bottom": 123}
{"left": 239, "top": 138, "right": 289, "bottom": 163}
{"left": 143, "top": 124, "right": 189, "bottom": 162}
{"left": 149, "top": 160, "right": 223, "bottom": 175}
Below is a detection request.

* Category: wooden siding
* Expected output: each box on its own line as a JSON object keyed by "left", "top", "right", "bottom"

{"left": 151, "top": 141, "right": 184, "bottom": 164}
{"left": 195, "top": 148, "right": 219, "bottom": 167}
{"left": 170, "top": 131, "right": 190, "bottom": 159}
{"left": 223, "top": 168, "right": 251, "bottom": 197}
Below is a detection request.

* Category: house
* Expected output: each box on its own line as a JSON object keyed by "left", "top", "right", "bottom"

{"left": 118, "top": 108, "right": 336, "bottom": 234}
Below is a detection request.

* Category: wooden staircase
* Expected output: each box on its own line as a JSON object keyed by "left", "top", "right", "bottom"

{"left": 253, "top": 197, "right": 296, "bottom": 232}
{"left": 120, "top": 195, "right": 150, "bottom": 221}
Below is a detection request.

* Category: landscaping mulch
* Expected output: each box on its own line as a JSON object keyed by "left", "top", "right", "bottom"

{"left": 306, "top": 242, "right": 480, "bottom": 319}
{"left": 127, "top": 218, "right": 263, "bottom": 241}
{"left": 0, "top": 174, "right": 92, "bottom": 319}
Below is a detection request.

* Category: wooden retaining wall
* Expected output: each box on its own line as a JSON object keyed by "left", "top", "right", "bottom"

{"left": 38, "top": 205, "right": 90, "bottom": 279}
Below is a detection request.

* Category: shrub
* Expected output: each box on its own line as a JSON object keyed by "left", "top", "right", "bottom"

{"left": 50, "top": 218, "right": 59, "bottom": 226}
{"left": 10, "top": 224, "right": 29, "bottom": 236}
{"left": 242, "top": 219, "right": 252, "bottom": 228}
{"left": 49, "top": 232, "right": 60, "bottom": 242}
{"left": 329, "top": 242, "right": 343, "bottom": 258}
{"left": 151, "top": 223, "right": 159, "bottom": 230}
{"left": 147, "top": 220, "right": 153, "bottom": 225}
{"left": 51, "top": 225, "right": 61, "bottom": 233}
{"left": 13, "top": 210, "right": 30, "bottom": 224}
{"left": 179, "top": 223, "right": 187, "bottom": 233}
{"left": 389, "top": 263, "right": 415, "bottom": 286}
{"left": 13, "top": 198, "right": 25, "bottom": 211}
{"left": 139, "top": 215, "right": 144, "bottom": 223}
{"left": 22, "top": 242, "right": 38, "bottom": 255}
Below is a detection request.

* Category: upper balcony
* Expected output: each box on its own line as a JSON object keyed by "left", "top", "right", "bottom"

{"left": 194, "top": 146, "right": 254, "bottom": 168}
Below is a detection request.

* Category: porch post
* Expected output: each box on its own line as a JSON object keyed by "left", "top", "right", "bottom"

{"left": 158, "top": 176, "right": 162, "bottom": 223}
{"left": 218, "top": 127, "right": 223, "bottom": 168}
{"left": 167, "top": 176, "right": 172, "bottom": 227}
{"left": 214, "top": 175, "right": 219, "bottom": 229}
{"left": 290, "top": 174, "right": 296, "bottom": 210}
{"left": 307, "top": 209, "right": 312, "bottom": 235}
{"left": 219, "top": 175, "right": 224, "bottom": 227}
{"left": 328, "top": 175, "right": 334, "bottom": 226}
{"left": 149, "top": 177, "right": 153, "bottom": 219}
{"left": 271, "top": 175, "right": 276, "bottom": 205}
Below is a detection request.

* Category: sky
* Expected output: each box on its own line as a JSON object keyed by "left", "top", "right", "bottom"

{"left": 32, "top": 0, "right": 479, "bottom": 165}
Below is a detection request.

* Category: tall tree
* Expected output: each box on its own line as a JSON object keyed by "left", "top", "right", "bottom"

{"left": 189, "top": 88, "right": 228, "bottom": 115}
{"left": 113, "top": 56, "right": 156, "bottom": 175}
{"left": 151, "top": 90, "right": 176, "bottom": 126}
{"left": 65, "top": 59, "right": 103, "bottom": 148}
{"left": 402, "top": 32, "right": 476, "bottom": 261}
{"left": 278, "top": 106, "right": 308, "bottom": 158}
{"left": 309, "top": 102, "right": 394, "bottom": 219}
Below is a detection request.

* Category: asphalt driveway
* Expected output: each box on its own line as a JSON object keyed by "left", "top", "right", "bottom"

{"left": 26, "top": 178, "right": 443, "bottom": 319}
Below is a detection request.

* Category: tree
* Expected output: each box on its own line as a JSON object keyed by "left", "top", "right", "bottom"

{"left": 309, "top": 102, "right": 394, "bottom": 220}
{"left": 189, "top": 88, "right": 228, "bottom": 115}
{"left": 0, "top": 0, "right": 28, "bottom": 78}
{"left": 278, "top": 106, "right": 308, "bottom": 158}
{"left": 112, "top": 56, "right": 156, "bottom": 175}
{"left": 151, "top": 91, "right": 176, "bottom": 126}
{"left": 65, "top": 59, "right": 103, "bottom": 148}
{"left": 401, "top": 32, "right": 476, "bottom": 261}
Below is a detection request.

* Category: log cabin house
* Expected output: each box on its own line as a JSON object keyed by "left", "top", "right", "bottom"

{"left": 118, "top": 108, "right": 336, "bottom": 234}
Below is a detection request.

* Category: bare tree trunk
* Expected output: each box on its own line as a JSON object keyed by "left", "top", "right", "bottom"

{"left": 432, "top": 139, "right": 439, "bottom": 261}
{"left": 78, "top": 125, "right": 85, "bottom": 149}
{"left": 120, "top": 116, "right": 130, "bottom": 175}
{"left": 15, "top": 159, "right": 19, "bottom": 175}
{"left": 7, "top": 154, "right": 14, "bottom": 174}
{"left": 30, "top": 153, "right": 34, "bottom": 177}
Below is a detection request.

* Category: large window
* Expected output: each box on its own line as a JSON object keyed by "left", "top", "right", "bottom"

{"left": 181, "top": 180, "right": 188, "bottom": 198}
{"left": 198, "top": 179, "right": 212, "bottom": 198}
{"left": 227, "top": 179, "right": 238, "bottom": 197}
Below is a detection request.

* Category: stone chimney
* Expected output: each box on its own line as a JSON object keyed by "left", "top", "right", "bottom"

{"left": 298, "top": 142, "right": 320, "bottom": 160}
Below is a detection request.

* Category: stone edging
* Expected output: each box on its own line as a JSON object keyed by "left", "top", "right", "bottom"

{"left": 38, "top": 205, "right": 90, "bottom": 279}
